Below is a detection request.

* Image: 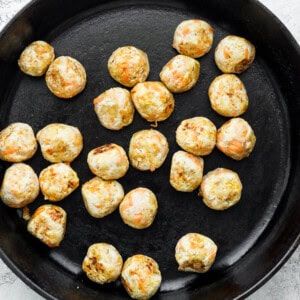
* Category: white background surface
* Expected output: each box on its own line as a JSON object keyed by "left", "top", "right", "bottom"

{"left": 0, "top": 0, "right": 299, "bottom": 299}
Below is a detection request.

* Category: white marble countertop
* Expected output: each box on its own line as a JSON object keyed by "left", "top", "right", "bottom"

{"left": 0, "top": 0, "right": 299, "bottom": 299}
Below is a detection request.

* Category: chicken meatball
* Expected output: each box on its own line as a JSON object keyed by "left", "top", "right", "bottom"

{"left": 216, "top": 117, "right": 256, "bottom": 160}
{"left": 121, "top": 254, "right": 162, "bottom": 300}
{"left": 175, "top": 233, "right": 217, "bottom": 273}
{"left": 36, "top": 123, "right": 83, "bottom": 163}
{"left": 39, "top": 163, "right": 79, "bottom": 202}
{"left": 45, "top": 56, "right": 87, "bottom": 98}
{"left": 82, "top": 177, "right": 124, "bottom": 218}
{"left": 214, "top": 35, "right": 256, "bottom": 73}
{"left": 129, "top": 129, "right": 169, "bottom": 172}
{"left": 170, "top": 150, "right": 204, "bottom": 192}
{"left": 131, "top": 81, "right": 175, "bottom": 124}
{"left": 119, "top": 187, "right": 158, "bottom": 229}
{"left": 27, "top": 204, "right": 67, "bottom": 247}
{"left": 159, "top": 55, "right": 200, "bottom": 93}
{"left": 0, "top": 163, "right": 39, "bottom": 208}
{"left": 172, "top": 19, "right": 214, "bottom": 58}
{"left": 107, "top": 46, "right": 150, "bottom": 87}
{"left": 87, "top": 143, "right": 129, "bottom": 180}
{"left": 18, "top": 40, "right": 55, "bottom": 76}
{"left": 200, "top": 168, "right": 242, "bottom": 210}
{"left": 176, "top": 117, "right": 217, "bottom": 156}
{"left": 208, "top": 74, "right": 249, "bottom": 117}
{"left": 94, "top": 87, "right": 135, "bottom": 130}
{"left": 0, "top": 122, "right": 37, "bottom": 162}
{"left": 82, "top": 243, "right": 123, "bottom": 284}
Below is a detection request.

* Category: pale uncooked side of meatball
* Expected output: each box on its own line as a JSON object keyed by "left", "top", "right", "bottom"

{"left": 200, "top": 168, "right": 243, "bottom": 210}
{"left": 119, "top": 187, "right": 158, "bottom": 229}
{"left": 129, "top": 129, "right": 169, "bottom": 172}
{"left": 87, "top": 143, "right": 129, "bottom": 180}
{"left": 36, "top": 123, "right": 83, "bottom": 163}
{"left": 18, "top": 40, "right": 55, "bottom": 76}
{"left": 214, "top": 35, "right": 256, "bottom": 73}
{"left": 175, "top": 233, "right": 217, "bottom": 273}
{"left": 159, "top": 55, "right": 200, "bottom": 93}
{"left": 176, "top": 116, "right": 217, "bottom": 156}
{"left": 0, "top": 122, "right": 37, "bottom": 162}
{"left": 45, "top": 56, "right": 87, "bottom": 98}
{"left": 94, "top": 87, "right": 135, "bottom": 130}
{"left": 82, "top": 177, "right": 124, "bottom": 218}
{"left": 216, "top": 117, "right": 256, "bottom": 160}
{"left": 121, "top": 254, "right": 162, "bottom": 300}
{"left": 131, "top": 81, "right": 175, "bottom": 124}
{"left": 39, "top": 163, "right": 79, "bottom": 202}
{"left": 107, "top": 46, "right": 150, "bottom": 87}
{"left": 172, "top": 19, "right": 214, "bottom": 58}
{"left": 208, "top": 74, "right": 249, "bottom": 117}
{"left": 27, "top": 204, "right": 67, "bottom": 247}
{"left": 169, "top": 150, "right": 204, "bottom": 192}
{"left": 0, "top": 163, "right": 39, "bottom": 208}
{"left": 82, "top": 243, "right": 123, "bottom": 284}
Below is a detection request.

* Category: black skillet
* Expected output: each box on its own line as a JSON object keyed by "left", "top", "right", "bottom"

{"left": 0, "top": 0, "right": 300, "bottom": 299}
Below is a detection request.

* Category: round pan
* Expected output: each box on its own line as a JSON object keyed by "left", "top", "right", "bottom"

{"left": 0, "top": 0, "right": 299, "bottom": 299}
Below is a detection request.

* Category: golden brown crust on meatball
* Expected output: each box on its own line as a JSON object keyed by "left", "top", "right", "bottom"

{"left": 82, "top": 243, "right": 123, "bottom": 284}
{"left": 176, "top": 117, "right": 217, "bottom": 156}
{"left": 214, "top": 35, "right": 255, "bottom": 73}
{"left": 27, "top": 204, "right": 67, "bottom": 247}
{"left": 169, "top": 150, "right": 204, "bottom": 192}
{"left": 45, "top": 56, "right": 87, "bottom": 98}
{"left": 36, "top": 123, "right": 83, "bottom": 163}
{"left": 0, "top": 163, "right": 39, "bottom": 208}
{"left": 119, "top": 187, "right": 158, "bottom": 229}
{"left": 208, "top": 74, "right": 249, "bottom": 117}
{"left": 121, "top": 254, "right": 162, "bottom": 299}
{"left": 94, "top": 87, "right": 135, "bottom": 130}
{"left": 39, "top": 163, "right": 79, "bottom": 202}
{"left": 18, "top": 40, "right": 55, "bottom": 76}
{"left": 107, "top": 46, "right": 150, "bottom": 87}
{"left": 159, "top": 55, "right": 200, "bottom": 93}
{"left": 0, "top": 122, "right": 37, "bottom": 163}
{"left": 81, "top": 177, "right": 124, "bottom": 218}
{"left": 200, "top": 168, "right": 243, "bottom": 210}
{"left": 129, "top": 129, "right": 169, "bottom": 172}
{"left": 87, "top": 143, "right": 129, "bottom": 180}
{"left": 175, "top": 233, "right": 217, "bottom": 273}
{"left": 173, "top": 19, "right": 214, "bottom": 58}
{"left": 216, "top": 118, "right": 256, "bottom": 160}
{"left": 131, "top": 81, "right": 175, "bottom": 123}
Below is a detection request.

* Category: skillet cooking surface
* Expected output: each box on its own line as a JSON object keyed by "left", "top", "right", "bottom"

{"left": 0, "top": 0, "right": 300, "bottom": 299}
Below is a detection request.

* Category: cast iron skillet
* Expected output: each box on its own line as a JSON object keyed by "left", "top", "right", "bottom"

{"left": 0, "top": 0, "right": 300, "bottom": 299}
